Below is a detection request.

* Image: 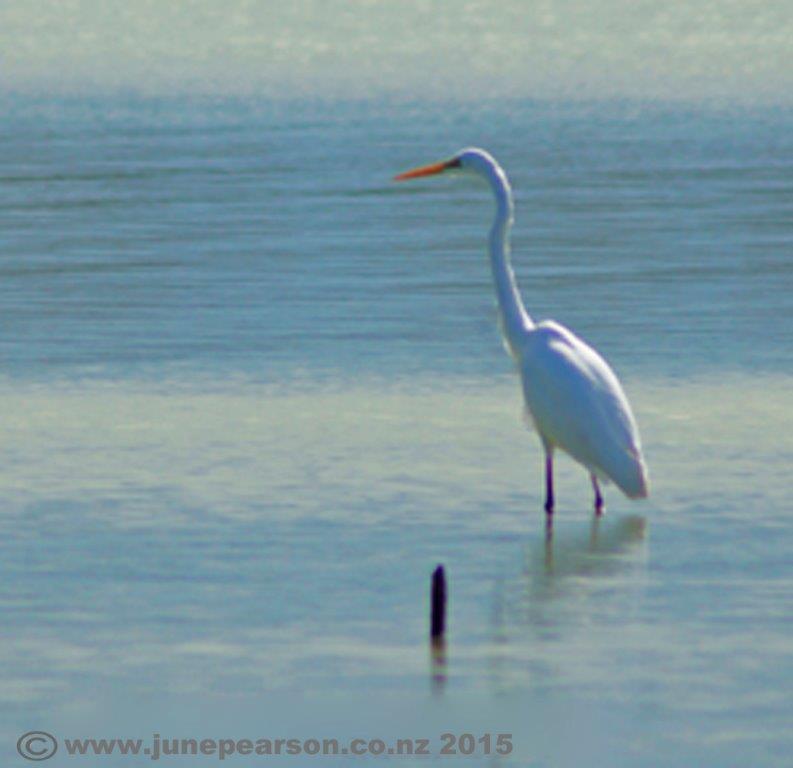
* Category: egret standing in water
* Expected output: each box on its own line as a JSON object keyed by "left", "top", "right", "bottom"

{"left": 395, "top": 148, "right": 648, "bottom": 524}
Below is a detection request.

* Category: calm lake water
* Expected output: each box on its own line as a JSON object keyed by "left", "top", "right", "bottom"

{"left": 0, "top": 96, "right": 791, "bottom": 766}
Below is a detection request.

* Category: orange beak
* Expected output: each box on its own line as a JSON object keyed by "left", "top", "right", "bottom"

{"left": 394, "top": 159, "right": 455, "bottom": 182}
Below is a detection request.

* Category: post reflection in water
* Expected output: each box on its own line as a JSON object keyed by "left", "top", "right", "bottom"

{"left": 430, "top": 637, "right": 448, "bottom": 696}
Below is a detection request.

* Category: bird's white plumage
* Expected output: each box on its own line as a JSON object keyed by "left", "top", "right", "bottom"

{"left": 518, "top": 321, "right": 648, "bottom": 498}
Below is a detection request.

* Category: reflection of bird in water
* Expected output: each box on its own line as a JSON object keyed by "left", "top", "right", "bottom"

{"left": 396, "top": 150, "right": 649, "bottom": 529}
{"left": 484, "top": 515, "right": 648, "bottom": 693}
{"left": 536, "top": 514, "right": 647, "bottom": 580}
{"left": 491, "top": 515, "right": 648, "bottom": 656}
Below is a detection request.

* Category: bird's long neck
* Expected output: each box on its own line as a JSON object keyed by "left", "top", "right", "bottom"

{"left": 485, "top": 162, "right": 533, "bottom": 354}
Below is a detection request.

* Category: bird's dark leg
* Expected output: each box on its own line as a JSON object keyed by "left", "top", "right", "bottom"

{"left": 591, "top": 474, "right": 604, "bottom": 516}
{"left": 544, "top": 453, "right": 555, "bottom": 517}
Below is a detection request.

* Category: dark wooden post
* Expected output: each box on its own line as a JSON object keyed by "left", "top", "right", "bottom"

{"left": 430, "top": 564, "right": 447, "bottom": 640}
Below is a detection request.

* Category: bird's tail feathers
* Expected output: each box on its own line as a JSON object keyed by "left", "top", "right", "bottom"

{"left": 618, "top": 452, "right": 649, "bottom": 499}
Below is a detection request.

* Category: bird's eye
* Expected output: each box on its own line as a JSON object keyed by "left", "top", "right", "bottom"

{"left": 446, "top": 158, "right": 462, "bottom": 168}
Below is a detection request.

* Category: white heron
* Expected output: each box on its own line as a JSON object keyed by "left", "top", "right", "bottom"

{"left": 395, "top": 148, "right": 648, "bottom": 522}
